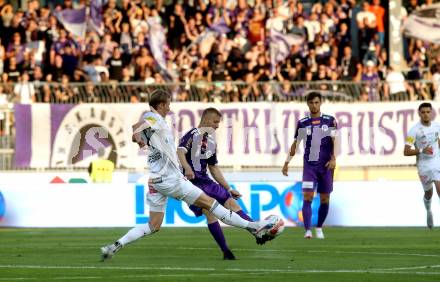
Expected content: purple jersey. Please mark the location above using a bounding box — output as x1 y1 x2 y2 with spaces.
294 114 337 167
178 128 218 180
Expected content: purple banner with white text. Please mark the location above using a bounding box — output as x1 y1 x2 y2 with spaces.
14 102 428 168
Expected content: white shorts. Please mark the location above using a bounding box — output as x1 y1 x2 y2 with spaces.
418 168 440 191
146 176 204 212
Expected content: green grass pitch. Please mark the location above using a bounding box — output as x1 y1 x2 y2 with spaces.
1 227 440 281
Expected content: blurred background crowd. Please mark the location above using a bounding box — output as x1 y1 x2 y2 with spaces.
0 0 439 104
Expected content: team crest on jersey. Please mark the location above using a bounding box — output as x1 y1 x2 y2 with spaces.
205 151 213 158
321 125 329 131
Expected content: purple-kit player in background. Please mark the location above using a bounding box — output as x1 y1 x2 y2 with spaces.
177 108 268 260
282 92 337 239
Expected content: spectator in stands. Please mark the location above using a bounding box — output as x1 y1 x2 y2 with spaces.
368 0 385 47
405 0 420 15
84 81 99 102
100 33 118 65
384 65 411 101
5 56 20 82
356 1 376 28
13 72 34 104
357 18 376 63
363 42 378 66
62 44 78 79
54 74 74 103
107 47 124 81
340 46 360 81
6 32 26 66
83 57 109 83
0 0 437 103
361 60 380 101
51 54 64 82
336 22 350 57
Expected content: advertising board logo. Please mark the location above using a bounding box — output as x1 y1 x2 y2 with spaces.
51 104 131 168
134 182 319 226
280 184 320 226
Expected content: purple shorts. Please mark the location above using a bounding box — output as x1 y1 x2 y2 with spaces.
302 163 334 194
189 178 231 217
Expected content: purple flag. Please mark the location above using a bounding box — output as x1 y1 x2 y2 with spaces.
208 18 230 34
89 0 105 36
195 18 230 44
403 3 440 44
269 29 303 75
147 17 173 79
54 8 87 38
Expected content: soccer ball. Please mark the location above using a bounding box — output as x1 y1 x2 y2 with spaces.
264 215 285 238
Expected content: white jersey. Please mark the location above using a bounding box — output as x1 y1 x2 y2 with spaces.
142 111 181 179
406 121 440 170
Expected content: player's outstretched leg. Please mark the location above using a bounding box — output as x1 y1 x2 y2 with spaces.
100 212 163 261
194 193 277 239
225 198 272 245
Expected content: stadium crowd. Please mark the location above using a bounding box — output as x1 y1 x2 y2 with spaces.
0 0 439 103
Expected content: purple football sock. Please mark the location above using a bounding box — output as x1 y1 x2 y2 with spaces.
302 200 312 230
317 202 329 228
236 210 253 222
208 222 230 253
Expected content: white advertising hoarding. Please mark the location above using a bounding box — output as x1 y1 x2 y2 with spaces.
0 180 434 227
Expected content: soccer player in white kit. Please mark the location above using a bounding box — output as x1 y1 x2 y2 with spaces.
100 90 279 260
404 102 440 229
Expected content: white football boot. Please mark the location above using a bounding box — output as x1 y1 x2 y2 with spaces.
253 216 278 239
315 227 325 239
100 242 122 261
304 229 313 239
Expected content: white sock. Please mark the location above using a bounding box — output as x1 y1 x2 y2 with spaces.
210 200 252 229
424 197 432 212
117 224 153 246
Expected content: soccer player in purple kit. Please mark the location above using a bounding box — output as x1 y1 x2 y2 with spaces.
282 92 337 239
177 107 266 260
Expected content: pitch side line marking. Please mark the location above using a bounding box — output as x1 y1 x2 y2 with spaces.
0 264 440 275
176 246 440 258
307 250 440 258
174 247 440 258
